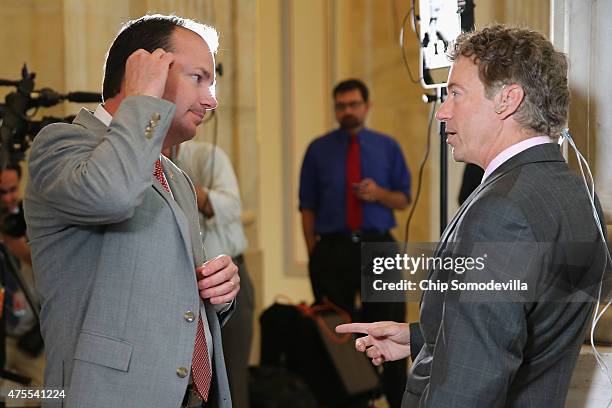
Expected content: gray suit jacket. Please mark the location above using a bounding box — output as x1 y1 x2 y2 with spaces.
24 96 232 407
403 144 608 407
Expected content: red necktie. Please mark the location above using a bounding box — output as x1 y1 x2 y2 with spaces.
154 159 171 193
191 316 212 401
346 134 363 230
153 159 212 401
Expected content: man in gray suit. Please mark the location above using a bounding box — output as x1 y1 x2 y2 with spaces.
24 15 239 408
338 25 608 407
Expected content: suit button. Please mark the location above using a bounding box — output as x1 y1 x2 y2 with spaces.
184 311 195 322
176 366 189 378
152 112 161 122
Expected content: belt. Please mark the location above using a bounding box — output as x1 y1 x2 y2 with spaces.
321 230 391 243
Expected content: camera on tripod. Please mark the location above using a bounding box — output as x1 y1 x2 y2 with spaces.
0 63 101 167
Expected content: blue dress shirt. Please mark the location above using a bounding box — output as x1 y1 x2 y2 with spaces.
299 128 411 234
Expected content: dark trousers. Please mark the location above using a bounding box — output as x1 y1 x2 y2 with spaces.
308 232 407 408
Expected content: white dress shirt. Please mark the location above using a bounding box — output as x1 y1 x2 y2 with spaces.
174 140 248 258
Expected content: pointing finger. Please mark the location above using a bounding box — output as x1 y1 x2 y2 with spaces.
368 324 397 338
335 322 372 335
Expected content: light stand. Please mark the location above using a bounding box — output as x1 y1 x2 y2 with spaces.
422 87 448 235
437 87 448 234
418 0 461 237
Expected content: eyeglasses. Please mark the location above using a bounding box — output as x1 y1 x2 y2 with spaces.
334 101 365 111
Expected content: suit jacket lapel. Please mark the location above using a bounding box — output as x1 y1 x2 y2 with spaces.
150 177 195 266
424 143 566 308
437 166 505 249
161 158 205 267
436 144 565 253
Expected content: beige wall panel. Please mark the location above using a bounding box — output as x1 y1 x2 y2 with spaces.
0 0 66 119
62 0 129 115
31 1 67 107
553 0 612 400
288 0 329 274
475 0 549 33
257 0 313 306
552 0 612 222
504 0 549 33
330 0 353 91
233 0 259 246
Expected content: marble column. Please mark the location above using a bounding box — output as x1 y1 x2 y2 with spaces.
551 0 611 346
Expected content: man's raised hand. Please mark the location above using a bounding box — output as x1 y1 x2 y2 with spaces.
124 48 174 98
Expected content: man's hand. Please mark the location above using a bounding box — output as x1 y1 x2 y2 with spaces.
2 234 32 266
354 178 380 202
336 321 410 366
354 178 409 210
124 48 174 98
195 185 214 218
196 255 240 304
301 209 317 256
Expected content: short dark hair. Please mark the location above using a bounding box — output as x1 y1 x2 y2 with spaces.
1 163 22 179
102 14 218 101
450 25 569 137
333 79 369 103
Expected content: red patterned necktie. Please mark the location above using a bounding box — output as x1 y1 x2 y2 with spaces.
153 159 212 401
191 316 212 401
154 159 171 193
346 134 363 230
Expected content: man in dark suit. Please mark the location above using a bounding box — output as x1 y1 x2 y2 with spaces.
338 25 608 407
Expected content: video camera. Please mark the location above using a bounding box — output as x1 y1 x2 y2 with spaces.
0 64 101 167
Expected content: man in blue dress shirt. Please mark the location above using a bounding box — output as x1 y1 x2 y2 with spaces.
299 79 411 407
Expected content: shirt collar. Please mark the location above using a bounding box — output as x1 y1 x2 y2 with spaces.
337 127 364 140
482 136 552 182
93 104 113 127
